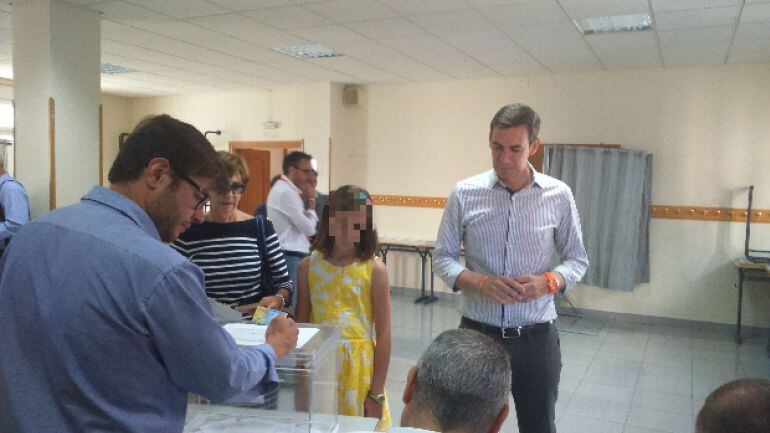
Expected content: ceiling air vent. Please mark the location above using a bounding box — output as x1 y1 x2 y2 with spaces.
573 13 652 35
272 44 344 60
100 63 140 75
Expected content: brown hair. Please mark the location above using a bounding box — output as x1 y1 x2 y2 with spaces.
311 185 378 261
217 151 250 185
489 103 541 143
108 115 227 193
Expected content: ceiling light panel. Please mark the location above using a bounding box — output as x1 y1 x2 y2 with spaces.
272 44 345 60
574 13 653 35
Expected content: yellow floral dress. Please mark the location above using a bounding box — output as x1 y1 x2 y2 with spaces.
308 251 391 431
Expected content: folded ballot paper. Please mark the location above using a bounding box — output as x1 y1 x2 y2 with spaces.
223 323 319 349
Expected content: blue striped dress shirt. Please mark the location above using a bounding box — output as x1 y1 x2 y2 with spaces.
434 169 588 327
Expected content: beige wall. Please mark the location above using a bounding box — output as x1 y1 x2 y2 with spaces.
100 94 132 183
356 63 770 327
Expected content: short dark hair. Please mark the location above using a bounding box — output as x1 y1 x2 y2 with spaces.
217 151 249 185
311 185 378 261
108 115 227 192
412 329 511 433
282 151 312 175
696 378 770 433
489 103 541 143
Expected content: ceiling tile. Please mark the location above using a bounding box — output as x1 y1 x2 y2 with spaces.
439 27 548 75
409 9 491 35
304 0 399 23
206 0 293 11
650 0 740 13
558 0 649 20
506 22 604 72
734 21 770 39
307 56 404 82
654 6 739 30
662 41 729 66
189 14 307 48
466 0 540 6
658 26 734 46
728 36 770 63
291 24 370 44
150 67 277 90
376 0 469 16
741 3 770 23
586 32 662 69
242 6 334 29
479 1 569 28
381 34 497 79
63 0 114 5
122 0 228 19
346 17 428 40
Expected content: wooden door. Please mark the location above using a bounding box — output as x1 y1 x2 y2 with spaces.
234 148 271 214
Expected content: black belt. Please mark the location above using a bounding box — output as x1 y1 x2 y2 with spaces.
283 250 308 258
461 316 554 339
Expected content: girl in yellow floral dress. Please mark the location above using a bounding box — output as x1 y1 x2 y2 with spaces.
296 185 391 431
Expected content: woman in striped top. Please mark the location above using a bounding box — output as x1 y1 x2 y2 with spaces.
173 151 293 313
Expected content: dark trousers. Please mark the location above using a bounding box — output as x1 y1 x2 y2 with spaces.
460 317 562 433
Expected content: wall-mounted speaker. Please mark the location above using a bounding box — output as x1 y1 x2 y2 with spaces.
342 86 359 106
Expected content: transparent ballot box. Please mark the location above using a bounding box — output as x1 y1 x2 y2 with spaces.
185 323 341 433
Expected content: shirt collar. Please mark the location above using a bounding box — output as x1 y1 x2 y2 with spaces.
279 174 301 194
0 172 10 183
81 186 161 241
489 162 544 191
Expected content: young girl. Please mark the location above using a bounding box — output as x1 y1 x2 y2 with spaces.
296 185 391 431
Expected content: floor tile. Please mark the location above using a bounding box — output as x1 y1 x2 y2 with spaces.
557 413 625 433
584 359 641 388
564 395 631 424
631 389 692 416
626 406 694 433
573 381 635 405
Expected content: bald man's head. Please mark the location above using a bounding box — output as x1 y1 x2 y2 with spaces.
696 378 770 433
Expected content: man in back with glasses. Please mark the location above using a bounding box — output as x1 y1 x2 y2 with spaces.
0 115 299 433
266 150 319 307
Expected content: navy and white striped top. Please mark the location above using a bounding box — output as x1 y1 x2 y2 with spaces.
433 169 588 327
172 219 293 306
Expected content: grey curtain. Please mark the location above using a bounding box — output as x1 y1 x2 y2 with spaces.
544 146 652 292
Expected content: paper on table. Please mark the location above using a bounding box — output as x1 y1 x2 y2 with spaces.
224 323 320 349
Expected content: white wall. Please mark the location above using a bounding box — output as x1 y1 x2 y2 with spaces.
356 64 770 327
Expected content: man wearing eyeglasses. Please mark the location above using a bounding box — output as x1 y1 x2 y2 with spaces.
0 115 299 433
266 151 319 307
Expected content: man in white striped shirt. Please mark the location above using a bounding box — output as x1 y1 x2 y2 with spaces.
433 103 588 433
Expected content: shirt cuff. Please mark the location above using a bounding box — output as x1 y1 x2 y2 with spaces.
552 264 577 292
442 262 467 292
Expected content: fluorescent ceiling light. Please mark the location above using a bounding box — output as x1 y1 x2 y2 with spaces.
573 13 652 35
272 44 344 60
101 63 139 75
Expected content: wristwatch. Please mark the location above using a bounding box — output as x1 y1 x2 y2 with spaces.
544 272 559 294
367 392 385 404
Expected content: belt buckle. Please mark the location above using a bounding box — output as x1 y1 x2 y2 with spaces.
501 326 522 339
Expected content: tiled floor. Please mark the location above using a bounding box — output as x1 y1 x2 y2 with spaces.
385 290 770 433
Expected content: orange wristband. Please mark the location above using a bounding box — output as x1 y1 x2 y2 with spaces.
543 272 559 294
476 275 489 294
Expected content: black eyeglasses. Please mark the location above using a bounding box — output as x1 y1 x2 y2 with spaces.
177 173 210 210
229 182 246 194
